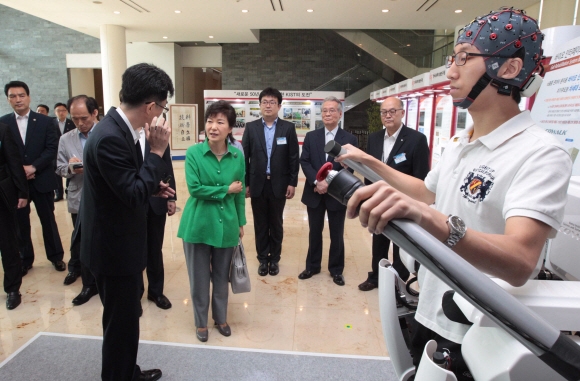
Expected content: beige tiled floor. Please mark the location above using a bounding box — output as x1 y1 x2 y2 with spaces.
0 161 393 362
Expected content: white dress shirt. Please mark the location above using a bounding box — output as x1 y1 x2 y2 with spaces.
324 126 338 160
15 110 30 143
382 124 403 163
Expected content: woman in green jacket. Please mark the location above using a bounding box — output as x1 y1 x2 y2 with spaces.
177 100 246 342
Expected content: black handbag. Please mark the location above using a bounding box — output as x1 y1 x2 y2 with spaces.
230 239 251 294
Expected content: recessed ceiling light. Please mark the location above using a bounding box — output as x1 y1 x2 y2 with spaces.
175 10 181 13
162 36 168 39
394 52 398 55
382 9 389 13
358 43 362 46
407 44 411 46
93 1 102 3
209 36 214 38
113 11 120 14
455 9 462 13
307 9 314 13
242 9 248 13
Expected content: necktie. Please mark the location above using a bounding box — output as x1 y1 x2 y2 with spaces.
135 141 143 168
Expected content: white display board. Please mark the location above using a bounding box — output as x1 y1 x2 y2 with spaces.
204 90 345 139
418 96 433 147
406 98 419 130
530 35 580 174
431 95 454 168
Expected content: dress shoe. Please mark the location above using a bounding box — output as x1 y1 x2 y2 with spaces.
6 292 21 310
21 264 32 276
358 280 377 291
52 260 66 271
258 262 269 276
333 274 345 286
54 196 63 202
138 369 162 381
72 287 98 306
269 262 279 276
196 328 208 342
215 322 231 337
63 271 81 285
298 269 320 280
147 294 172 310
54 191 63 202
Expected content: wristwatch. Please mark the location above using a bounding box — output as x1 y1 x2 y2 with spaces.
445 215 466 248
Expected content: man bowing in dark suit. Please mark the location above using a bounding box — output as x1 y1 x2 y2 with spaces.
0 122 29 309
80 63 175 381
242 87 299 276
299 96 357 286
358 97 430 291
0 81 65 275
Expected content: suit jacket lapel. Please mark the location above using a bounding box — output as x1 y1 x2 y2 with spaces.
372 130 386 160
24 111 38 149
109 108 140 169
317 128 327 164
7 114 24 151
73 131 84 155
257 120 267 154
270 120 285 156
386 125 408 165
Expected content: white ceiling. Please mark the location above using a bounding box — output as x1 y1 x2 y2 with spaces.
0 0 540 44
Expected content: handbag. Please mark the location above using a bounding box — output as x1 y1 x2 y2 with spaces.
230 239 251 294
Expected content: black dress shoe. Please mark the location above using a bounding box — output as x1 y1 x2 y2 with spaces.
63 271 81 285
138 369 162 381
196 328 208 342
52 260 66 271
298 269 320 280
269 262 279 276
147 294 172 310
358 280 377 291
6 292 21 310
258 262 269 276
72 287 98 306
333 274 345 286
215 322 231 337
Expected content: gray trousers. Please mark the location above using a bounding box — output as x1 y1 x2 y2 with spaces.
183 242 234 328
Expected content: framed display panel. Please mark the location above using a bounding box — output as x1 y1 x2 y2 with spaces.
170 104 198 150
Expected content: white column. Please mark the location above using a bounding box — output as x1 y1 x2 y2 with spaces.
100 25 127 110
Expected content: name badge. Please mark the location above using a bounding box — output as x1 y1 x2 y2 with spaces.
394 152 406 164
276 137 287 145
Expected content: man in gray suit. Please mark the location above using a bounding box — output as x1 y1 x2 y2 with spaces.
56 95 98 305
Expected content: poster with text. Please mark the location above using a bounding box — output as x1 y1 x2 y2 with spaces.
170 104 198 150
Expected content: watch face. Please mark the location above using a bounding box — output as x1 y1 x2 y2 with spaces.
450 216 466 233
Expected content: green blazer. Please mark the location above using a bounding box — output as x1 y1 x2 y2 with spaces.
178 140 246 248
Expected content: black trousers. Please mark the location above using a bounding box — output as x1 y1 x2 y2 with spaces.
141 205 166 298
54 173 63 197
68 213 96 287
305 196 346 276
17 185 64 267
0 201 22 293
251 179 286 264
94 271 143 381
367 233 410 284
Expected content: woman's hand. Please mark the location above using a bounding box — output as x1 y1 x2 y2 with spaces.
239 226 244 239
228 180 243 194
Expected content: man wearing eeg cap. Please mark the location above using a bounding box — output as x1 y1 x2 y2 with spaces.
335 7 572 379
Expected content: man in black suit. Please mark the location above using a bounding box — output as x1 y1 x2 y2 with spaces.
299 96 357 286
242 87 299 276
0 81 65 275
358 97 430 291
36 104 49 115
137 129 176 310
53 102 75 202
0 122 28 310
80 63 174 381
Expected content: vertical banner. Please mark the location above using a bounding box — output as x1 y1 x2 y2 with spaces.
530 35 580 175
170 104 198 150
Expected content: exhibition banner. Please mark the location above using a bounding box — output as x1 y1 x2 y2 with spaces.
204 90 345 138
531 35 580 174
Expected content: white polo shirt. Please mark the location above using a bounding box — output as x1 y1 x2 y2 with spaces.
416 110 572 343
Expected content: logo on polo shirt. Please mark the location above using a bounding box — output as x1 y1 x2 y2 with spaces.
460 165 495 203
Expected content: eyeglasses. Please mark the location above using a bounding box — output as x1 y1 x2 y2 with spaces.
445 51 513 68
380 109 403 116
146 101 169 113
260 100 278 106
321 108 339 114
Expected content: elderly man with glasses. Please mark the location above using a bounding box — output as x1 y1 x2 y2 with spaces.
357 96 430 292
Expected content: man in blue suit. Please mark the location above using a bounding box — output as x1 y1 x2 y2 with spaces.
0 81 65 275
299 96 357 286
